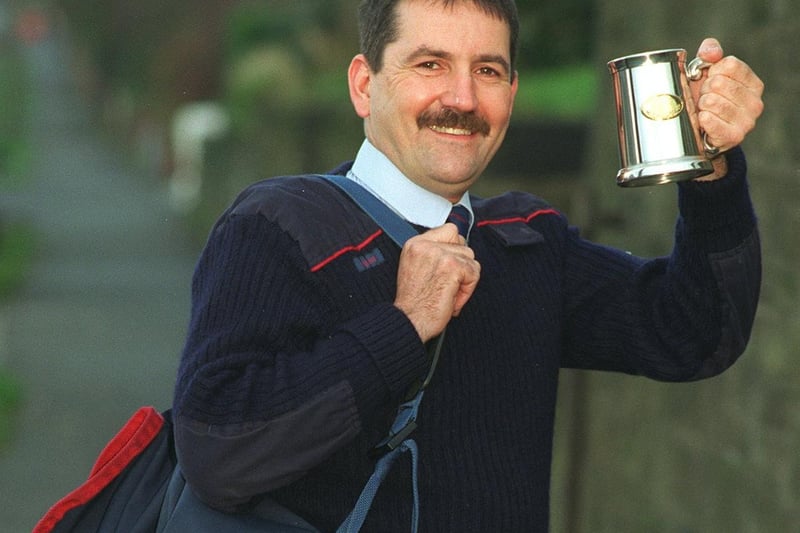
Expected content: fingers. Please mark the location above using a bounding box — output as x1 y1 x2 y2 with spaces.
690 39 765 153
394 224 481 342
698 56 765 151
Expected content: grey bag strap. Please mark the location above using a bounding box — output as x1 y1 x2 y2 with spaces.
318 174 418 247
320 174 451 533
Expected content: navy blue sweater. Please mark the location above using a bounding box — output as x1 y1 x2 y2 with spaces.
173 148 759 532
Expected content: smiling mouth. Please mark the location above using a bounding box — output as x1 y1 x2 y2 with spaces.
429 125 474 136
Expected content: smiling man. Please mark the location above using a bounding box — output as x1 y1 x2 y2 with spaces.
349 0 518 202
172 0 765 531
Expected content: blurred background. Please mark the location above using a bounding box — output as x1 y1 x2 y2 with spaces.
0 0 797 531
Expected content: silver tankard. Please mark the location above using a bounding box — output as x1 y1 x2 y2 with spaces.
608 49 717 187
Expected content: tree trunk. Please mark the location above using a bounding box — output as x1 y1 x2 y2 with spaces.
560 2 800 532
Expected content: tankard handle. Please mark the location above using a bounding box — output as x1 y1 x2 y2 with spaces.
686 57 712 81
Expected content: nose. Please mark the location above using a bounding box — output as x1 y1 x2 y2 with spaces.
440 72 477 111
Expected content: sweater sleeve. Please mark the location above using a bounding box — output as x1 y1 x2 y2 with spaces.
172 212 428 512
562 147 760 380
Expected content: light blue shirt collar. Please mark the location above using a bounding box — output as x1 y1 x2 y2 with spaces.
346 139 473 233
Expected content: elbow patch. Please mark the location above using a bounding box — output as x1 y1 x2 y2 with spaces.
175 381 361 512
694 229 761 379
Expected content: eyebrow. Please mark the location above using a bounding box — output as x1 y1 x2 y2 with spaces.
405 45 511 74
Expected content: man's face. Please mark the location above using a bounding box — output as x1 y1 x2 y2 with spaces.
349 0 518 202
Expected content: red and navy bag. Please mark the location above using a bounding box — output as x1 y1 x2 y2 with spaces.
34 407 175 533
34 407 317 532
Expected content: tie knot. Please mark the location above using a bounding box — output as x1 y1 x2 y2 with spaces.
447 205 471 239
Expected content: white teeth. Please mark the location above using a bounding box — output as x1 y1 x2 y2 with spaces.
430 125 472 136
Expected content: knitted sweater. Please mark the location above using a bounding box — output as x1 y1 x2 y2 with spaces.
173 148 759 532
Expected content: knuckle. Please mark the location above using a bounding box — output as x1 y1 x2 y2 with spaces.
706 74 727 92
697 109 715 128
404 238 433 258
402 237 421 251
698 92 720 111
721 54 740 66
752 98 765 117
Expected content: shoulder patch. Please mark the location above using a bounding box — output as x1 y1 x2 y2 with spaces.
473 191 562 247
228 176 385 270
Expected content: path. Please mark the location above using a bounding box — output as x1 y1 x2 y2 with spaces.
0 21 199 532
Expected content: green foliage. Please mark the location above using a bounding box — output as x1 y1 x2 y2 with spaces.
0 15 32 454
225 2 316 62
0 42 31 186
514 64 598 119
224 45 307 131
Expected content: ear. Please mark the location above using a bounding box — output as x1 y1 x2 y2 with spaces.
348 54 372 119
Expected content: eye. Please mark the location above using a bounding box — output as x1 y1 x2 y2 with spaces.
476 66 501 78
418 61 441 70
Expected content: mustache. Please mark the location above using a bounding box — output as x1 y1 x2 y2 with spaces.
417 108 491 136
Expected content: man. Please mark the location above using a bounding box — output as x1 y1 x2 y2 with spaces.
172 0 764 530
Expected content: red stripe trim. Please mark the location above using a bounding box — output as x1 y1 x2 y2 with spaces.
310 229 385 272
477 208 560 227
33 407 165 533
310 209 556 272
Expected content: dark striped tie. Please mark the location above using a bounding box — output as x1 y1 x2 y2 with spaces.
447 205 471 239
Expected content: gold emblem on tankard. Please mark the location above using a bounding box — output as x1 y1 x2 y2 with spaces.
640 93 684 121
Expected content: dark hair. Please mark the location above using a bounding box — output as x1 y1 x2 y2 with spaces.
358 0 520 75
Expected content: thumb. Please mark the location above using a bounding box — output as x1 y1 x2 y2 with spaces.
696 37 724 64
